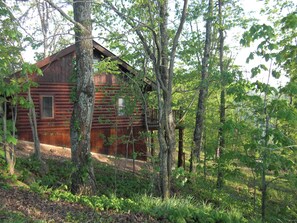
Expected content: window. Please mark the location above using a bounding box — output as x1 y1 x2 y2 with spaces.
93 57 100 74
41 96 54 118
117 98 125 116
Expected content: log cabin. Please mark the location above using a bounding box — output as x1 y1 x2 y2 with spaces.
16 41 185 163
16 41 152 159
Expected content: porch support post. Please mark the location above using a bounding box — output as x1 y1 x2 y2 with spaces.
177 127 184 168
151 130 155 157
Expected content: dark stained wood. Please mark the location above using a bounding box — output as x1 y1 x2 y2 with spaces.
17 81 146 159
177 127 184 168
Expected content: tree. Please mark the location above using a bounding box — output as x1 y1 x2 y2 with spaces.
41 0 97 195
15 0 73 60
97 0 188 199
192 0 214 171
240 2 297 219
216 0 225 188
70 0 96 195
0 0 23 175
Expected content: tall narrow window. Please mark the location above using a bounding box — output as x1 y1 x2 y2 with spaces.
117 98 125 116
93 57 100 74
41 96 54 118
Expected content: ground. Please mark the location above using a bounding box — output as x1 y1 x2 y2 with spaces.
16 140 149 172
0 141 156 223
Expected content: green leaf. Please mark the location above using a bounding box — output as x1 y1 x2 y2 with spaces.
272 70 281 79
7 135 17 145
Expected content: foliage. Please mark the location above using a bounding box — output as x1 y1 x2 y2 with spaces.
2 148 297 222
0 210 36 223
132 195 246 223
1 0 297 222
31 184 247 223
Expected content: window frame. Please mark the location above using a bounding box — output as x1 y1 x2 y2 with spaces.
40 95 54 119
117 98 126 116
93 57 100 74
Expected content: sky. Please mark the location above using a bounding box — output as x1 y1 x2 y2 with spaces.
232 0 289 87
20 0 288 87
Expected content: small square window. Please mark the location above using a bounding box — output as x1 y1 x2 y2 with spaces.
41 96 54 118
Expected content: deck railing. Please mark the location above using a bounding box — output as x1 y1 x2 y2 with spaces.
145 108 183 128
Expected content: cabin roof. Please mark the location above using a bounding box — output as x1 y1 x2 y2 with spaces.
34 40 154 90
36 40 132 73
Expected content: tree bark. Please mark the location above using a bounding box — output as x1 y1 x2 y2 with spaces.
158 0 188 199
192 0 213 172
70 0 96 195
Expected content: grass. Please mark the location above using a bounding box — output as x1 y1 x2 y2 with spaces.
1 149 297 222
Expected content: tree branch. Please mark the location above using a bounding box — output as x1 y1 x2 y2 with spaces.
169 0 188 89
103 0 168 93
44 0 90 34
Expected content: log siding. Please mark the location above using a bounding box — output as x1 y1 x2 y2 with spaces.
16 42 148 159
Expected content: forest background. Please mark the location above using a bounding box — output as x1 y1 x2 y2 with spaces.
1 0 297 222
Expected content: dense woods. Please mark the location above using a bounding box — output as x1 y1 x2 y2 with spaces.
1 0 297 222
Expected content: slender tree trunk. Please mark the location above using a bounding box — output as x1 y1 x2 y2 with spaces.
217 0 225 189
192 0 213 172
261 119 268 222
261 162 267 223
261 61 273 222
157 0 172 199
28 89 41 161
36 0 49 58
203 128 207 179
28 86 49 174
2 100 16 175
261 99 269 223
104 0 188 199
158 0 188 199
70 0 96 195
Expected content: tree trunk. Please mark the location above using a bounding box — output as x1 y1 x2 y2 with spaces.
192 0 213 172
261 164 267 223
217 0 225 189
260 61 273 222
28 92 41 161
261 101 269 223
104 0 188 199
36 0 50 58
27 86 48 174
70 0 96 195
2 100 16 175
157 0 187 199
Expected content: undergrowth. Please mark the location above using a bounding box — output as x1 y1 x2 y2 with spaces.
1 153 296 222
0 210 38 223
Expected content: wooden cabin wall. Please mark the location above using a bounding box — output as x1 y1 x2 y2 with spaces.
17 79 147 160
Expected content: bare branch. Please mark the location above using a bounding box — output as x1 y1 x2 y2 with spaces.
44 0 90 34
169 0 188 83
